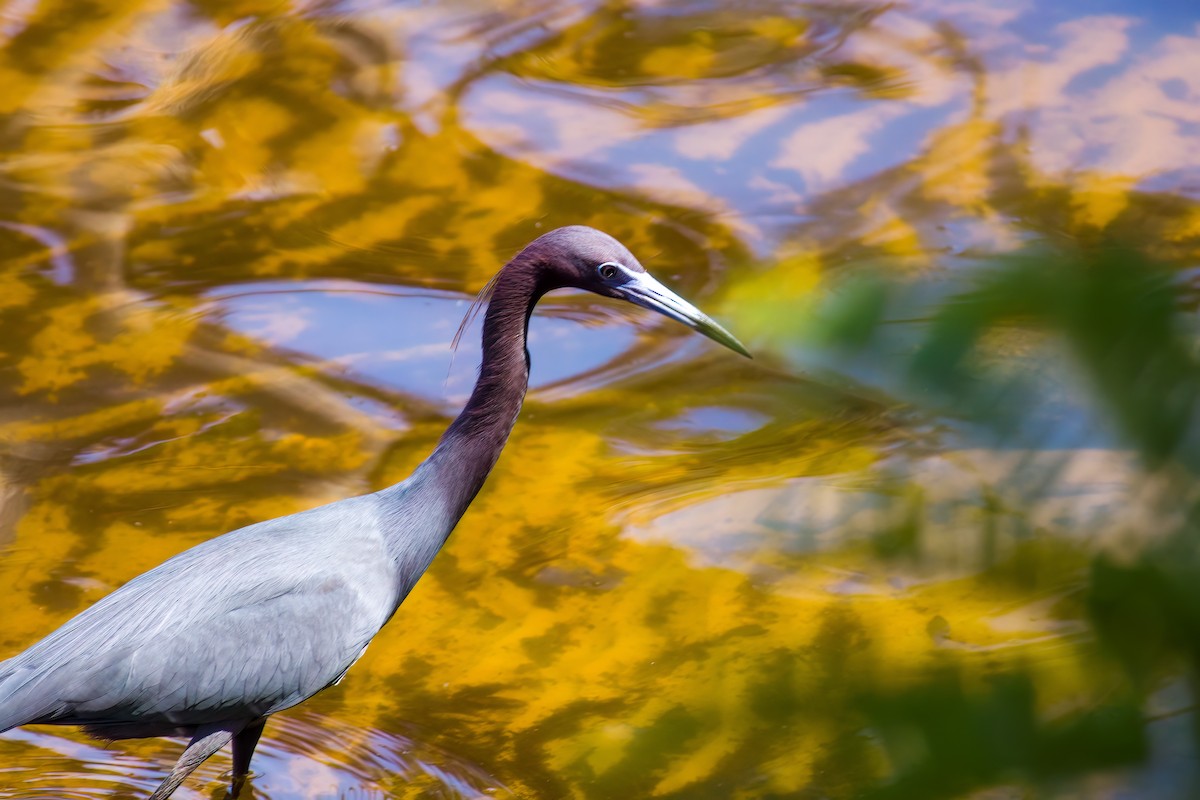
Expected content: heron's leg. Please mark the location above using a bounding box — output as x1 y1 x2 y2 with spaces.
227 717 267 798
148 723 235 800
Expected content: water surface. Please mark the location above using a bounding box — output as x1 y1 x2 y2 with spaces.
1 1 1199 798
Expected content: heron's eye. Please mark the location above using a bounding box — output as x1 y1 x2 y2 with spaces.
598 263 620 280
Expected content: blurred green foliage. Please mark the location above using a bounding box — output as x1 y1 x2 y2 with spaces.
798 243 1200 796
861 666 1146 799
813 247 1199 463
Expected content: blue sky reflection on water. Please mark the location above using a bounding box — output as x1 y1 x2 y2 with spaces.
211 282 638 403
462 1 1200 251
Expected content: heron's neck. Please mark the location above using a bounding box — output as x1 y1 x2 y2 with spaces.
388 262 542 548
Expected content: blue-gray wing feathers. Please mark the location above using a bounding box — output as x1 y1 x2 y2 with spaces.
0 493 403 737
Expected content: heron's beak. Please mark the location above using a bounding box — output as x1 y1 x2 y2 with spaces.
616 272 752 358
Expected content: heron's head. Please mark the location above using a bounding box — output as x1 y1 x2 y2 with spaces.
522 225 751 358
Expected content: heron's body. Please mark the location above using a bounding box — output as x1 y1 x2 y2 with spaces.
1 494 406 738
0 226 747 798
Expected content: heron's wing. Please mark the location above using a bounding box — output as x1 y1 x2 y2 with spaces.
0 497 398 734
82 578 379 727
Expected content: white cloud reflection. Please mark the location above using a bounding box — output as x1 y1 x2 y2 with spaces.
460 1 1200 248
770 107 903 191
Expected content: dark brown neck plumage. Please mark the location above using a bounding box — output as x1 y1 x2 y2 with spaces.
420 256 546 524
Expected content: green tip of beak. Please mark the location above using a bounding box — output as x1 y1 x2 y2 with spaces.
613 270 752 359
696 317 753 359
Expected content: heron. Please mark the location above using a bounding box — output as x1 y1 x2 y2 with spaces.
0 226 750 799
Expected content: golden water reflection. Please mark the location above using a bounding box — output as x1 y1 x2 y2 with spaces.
1 0 1199 798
